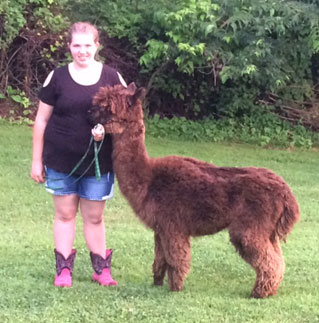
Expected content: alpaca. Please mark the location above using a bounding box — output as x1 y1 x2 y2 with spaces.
89 83 300 298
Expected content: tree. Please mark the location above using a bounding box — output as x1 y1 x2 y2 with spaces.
0 0 70 99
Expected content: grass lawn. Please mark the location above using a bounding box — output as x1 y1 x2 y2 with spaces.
0 120 318 323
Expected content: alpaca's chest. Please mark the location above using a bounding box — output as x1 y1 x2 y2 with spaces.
136 209 156 230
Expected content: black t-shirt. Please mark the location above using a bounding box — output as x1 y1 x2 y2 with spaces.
39 64 123 176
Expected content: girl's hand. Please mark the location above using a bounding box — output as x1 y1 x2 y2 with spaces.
91 123 105 142
31 161 45 183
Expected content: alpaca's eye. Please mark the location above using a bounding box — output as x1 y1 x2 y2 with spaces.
87 106 105 126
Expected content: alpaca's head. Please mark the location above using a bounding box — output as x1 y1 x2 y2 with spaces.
88 82 145 134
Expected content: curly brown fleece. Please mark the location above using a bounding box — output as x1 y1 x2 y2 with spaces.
89 83 300 298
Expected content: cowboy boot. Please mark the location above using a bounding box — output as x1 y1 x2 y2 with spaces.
54 249 76 287
90 249 118 286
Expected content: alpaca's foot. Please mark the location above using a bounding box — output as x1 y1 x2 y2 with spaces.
250 289 267 299
250 284 277 299
167 265 187 292
251 268 282 298
153 278 164 286
153 267 166 286
169 284 183 292
168 274 184 291
250 289 276 299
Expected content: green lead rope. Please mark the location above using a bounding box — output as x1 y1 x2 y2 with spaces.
68 136 94 177
44 135 104 190
94 140 101 181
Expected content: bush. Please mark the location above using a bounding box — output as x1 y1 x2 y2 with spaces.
146 112 317 149
0 0 70 100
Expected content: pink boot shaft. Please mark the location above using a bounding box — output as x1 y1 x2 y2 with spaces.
90 249 118 286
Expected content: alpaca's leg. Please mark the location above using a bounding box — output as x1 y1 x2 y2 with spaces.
153 232 168 286
269 235 285 294
229 229 284 298
161 234 191 291
250 239 285 298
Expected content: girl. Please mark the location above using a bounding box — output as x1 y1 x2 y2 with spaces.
31 22 126 287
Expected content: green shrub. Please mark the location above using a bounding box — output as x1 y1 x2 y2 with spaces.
0 0 70 98
145 112 317 149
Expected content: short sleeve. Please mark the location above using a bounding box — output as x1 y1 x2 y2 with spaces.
38 70 57 106
102 65 127 87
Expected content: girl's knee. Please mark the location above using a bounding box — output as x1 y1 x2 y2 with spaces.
55 210 77 222
82 211 104 225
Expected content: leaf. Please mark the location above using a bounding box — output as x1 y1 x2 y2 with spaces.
11 95 22 103
205 24 215 36
175 56 182 66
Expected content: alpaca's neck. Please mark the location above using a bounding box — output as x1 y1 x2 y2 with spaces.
112 120 151 212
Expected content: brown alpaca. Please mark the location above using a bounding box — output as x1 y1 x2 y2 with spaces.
89 83 300 298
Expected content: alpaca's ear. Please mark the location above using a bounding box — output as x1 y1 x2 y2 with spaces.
126 82 137 95
128 87 146 108
134 87 146 101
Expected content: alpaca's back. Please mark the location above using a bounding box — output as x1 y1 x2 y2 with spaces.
145 156 299 238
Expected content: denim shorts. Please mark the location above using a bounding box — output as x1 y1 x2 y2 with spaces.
45 167 114 201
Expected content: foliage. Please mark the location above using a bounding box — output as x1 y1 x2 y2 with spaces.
4 86 30 109
0 0 72 124
2 0 319 132
68 0 319 125
146 112 318 149
0 0 70 99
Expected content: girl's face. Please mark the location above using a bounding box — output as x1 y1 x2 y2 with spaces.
68 32 99 68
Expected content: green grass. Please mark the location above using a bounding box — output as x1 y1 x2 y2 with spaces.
0 120 318 323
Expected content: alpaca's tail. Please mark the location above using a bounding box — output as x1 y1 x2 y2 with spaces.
275 192 300 242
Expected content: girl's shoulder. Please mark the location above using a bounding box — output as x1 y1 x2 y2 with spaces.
101 64 127 87
53 65 69 78
101 64 118 75
43 65 68 85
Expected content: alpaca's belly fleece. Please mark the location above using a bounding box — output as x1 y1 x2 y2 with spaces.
137 187 233 237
